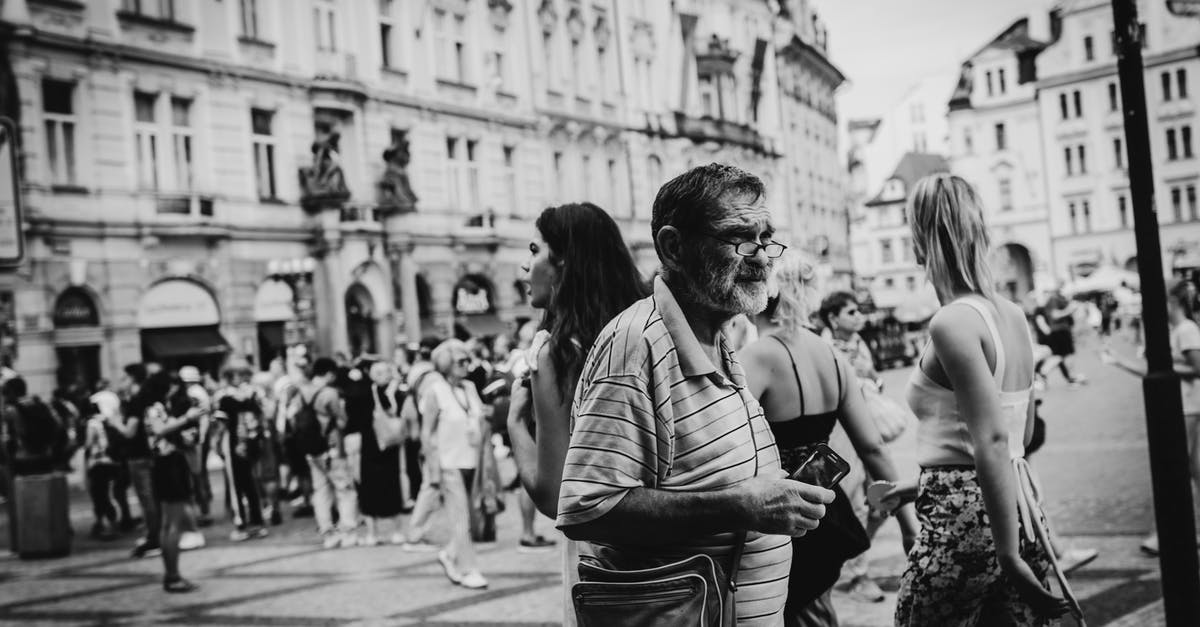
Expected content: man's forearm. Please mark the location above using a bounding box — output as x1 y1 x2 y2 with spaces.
561 486 751 545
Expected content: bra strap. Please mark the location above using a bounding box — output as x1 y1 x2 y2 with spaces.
770 335 806 415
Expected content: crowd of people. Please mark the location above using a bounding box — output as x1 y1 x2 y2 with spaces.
3 163 1096 625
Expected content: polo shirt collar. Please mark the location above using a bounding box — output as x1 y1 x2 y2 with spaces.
654 276 729 379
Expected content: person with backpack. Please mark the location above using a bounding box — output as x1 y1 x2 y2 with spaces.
3 377 68 476
213 361 269 542
296 356 358 549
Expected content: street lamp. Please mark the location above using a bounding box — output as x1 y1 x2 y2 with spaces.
1112 1 1200 624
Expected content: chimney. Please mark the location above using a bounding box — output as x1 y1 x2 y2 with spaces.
1027 8 1051 42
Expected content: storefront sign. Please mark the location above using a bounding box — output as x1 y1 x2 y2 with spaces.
452 275 494 315
53 288 99 327
136 280 221 329
253 279 295 322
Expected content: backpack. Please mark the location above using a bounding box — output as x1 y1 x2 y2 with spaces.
292 388 330 456
15 397 67 460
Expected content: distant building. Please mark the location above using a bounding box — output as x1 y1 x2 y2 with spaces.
852 152 949 309
0 0 850 393
947 16 1054 301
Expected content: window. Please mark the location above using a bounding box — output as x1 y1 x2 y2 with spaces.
1073 90 1083 117
606 158 618 214
1108 82 1119 111
647 154 663 191
1168 128 1179 160
1082 200 1092 232
699 76 718 118
1084 35 1094 61
1064 146 1073 175
240 0 259 38
1179 69 1189 99
465 139 479 210
553 151 564 201
883 277 895 288
1059 93 1069 120
1078 145 1087 174
445 137 478 210
570 40 581 94
489 51 506 89
986 71 993 97
905 276 917 291
379 0 395 68
881 239 894 264
42 79 77 186
1172 186 1183 222
134 92 160 190
1190 185 1198 221
597 45 610 100
1068 201 1078 234
502 145 517 215
453 15 467 83
251 108 276 199
170 97 192 191
1163 71 1172 101
1184 126 1193 159
581 154 591 203
998 68 1007 94
1114 137 1124 169
995 123 1006 151
544 33 558 89
122 0 174 20
999 178 1012 211
1118 193 1129 228
434 10 468 82
314 1 337 52
901 236 913 261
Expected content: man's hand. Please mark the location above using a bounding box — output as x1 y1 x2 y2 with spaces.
739 477 835 537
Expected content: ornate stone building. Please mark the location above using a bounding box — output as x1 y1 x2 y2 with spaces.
1 0 848 393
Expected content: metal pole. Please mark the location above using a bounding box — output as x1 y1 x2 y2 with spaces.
1111 1 1200 624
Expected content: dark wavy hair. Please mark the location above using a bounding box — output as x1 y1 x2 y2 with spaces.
536 203 649 397
818 291 859 330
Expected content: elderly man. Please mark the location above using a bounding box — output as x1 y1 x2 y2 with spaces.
557 163 834 625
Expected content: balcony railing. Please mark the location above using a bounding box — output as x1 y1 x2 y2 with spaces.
340 205 382 224
155 193 214 218
673 112 777 156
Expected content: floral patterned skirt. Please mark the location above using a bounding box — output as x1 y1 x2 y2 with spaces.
895 466 1058 627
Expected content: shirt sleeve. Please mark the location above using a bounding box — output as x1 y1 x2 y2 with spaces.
556 373 670 529
1179 322 1200 353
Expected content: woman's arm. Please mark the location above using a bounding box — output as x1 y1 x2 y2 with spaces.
418 383 441 471
932 308 1068 616
506 345 577 518
835 359 919 542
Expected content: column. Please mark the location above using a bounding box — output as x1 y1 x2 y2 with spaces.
396 244 421 348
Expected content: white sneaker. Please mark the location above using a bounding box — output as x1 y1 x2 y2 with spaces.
437 550 463 584
339 532 359 548
459 570 488 590
178 531 206 551
322 533 342 550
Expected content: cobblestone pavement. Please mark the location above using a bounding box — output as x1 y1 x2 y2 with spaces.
0 329 1179 625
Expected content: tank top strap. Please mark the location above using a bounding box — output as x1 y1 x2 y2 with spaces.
954 296 1006 385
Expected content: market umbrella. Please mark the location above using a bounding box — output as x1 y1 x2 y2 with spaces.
1062 266 1141 297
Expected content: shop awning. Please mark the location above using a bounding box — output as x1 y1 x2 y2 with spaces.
456 313 510 339
141 327 231 359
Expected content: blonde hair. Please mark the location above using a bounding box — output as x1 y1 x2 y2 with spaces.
431 339 469 376
768 250 820 333
907 174 996 300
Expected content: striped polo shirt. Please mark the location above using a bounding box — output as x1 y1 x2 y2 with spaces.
557 276 791 626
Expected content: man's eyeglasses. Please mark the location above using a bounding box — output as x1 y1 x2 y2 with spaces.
689 230 787 259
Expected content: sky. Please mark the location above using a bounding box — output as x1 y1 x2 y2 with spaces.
815 0 1054 122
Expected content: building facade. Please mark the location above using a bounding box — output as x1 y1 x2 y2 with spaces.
947 17 1054 302
1036 0 1200 281
1 0 848 394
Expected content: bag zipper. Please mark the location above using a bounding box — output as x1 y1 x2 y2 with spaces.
575 576 703 606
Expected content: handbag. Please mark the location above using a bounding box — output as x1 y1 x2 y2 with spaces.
572 534 746 627
371 387 405 450
862 383 913 443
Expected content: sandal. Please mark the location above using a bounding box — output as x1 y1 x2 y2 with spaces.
163 578 198 594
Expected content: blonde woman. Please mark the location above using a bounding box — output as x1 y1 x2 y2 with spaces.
890 174 1072 625
403 339 488 590
741 251 917 626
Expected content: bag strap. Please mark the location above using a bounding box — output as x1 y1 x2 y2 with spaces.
770 335 806 414
726 531 748 591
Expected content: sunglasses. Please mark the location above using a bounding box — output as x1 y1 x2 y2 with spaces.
455 357 471 366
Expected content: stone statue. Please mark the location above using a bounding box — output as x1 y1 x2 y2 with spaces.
299 131 350 206
378 134 418 213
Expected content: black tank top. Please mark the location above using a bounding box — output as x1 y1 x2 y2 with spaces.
766 333 844 475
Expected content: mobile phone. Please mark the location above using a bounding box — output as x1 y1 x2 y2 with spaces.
788 443 850 489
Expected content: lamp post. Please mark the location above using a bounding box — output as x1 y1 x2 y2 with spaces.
267 257 318 361
1112 1 1200 624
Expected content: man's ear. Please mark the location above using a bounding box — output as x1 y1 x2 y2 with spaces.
655 225 684 270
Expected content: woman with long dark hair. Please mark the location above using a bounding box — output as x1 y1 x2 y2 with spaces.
505 202 648 625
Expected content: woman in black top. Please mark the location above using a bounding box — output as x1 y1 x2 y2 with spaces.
741 252 917 627
358 361 406 544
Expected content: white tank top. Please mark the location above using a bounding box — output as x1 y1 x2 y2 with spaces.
906 296 1032 467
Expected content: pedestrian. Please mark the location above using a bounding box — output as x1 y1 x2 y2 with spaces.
178 367 214 527
503 202 649 623
817 290 915 605
96 378 136 531
301 357 359 549
889 174 1072 625
276 355 314 519
107 363 163 558
213 361 269 542
556 164 834 625
399 338 441 509
86 381 125 539
1035 290 1086 386
140 371 201 593
251 370 284 526
1102 278 1200 556
741 252 918 626
357 361 406 545
3 377 68 476
403 339 488 590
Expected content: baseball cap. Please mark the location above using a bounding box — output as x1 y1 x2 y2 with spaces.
179 366 201 383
